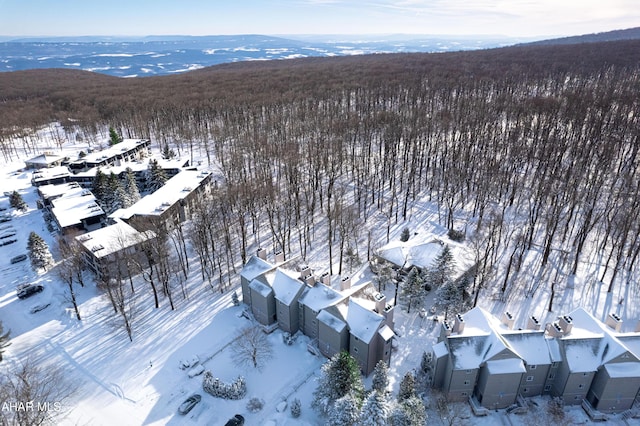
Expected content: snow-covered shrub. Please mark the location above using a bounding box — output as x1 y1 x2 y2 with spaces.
202 371 247 400
290 398 301 418
246 397 265 412
447 228 465 242
231 291 240 306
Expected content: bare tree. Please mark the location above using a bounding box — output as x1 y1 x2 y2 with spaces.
0 359 77 426
231 326 273 370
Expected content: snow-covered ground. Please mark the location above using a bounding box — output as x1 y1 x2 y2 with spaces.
1 128 638 425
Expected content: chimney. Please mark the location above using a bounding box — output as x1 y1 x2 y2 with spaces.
340 276 351 291
453 313 465 334
606 313 623 332
299 265 312 280
547 321 565 338
501 311 515 329
527 315 541 331
374 292 386 314
383 304 395 329
321 272 331 286
440 321 453 340
305 275 316 287
274 250 285 263
256 247 267 261
558 315 573 335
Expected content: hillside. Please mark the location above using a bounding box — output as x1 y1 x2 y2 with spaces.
525 26 640 45
1 39 640 136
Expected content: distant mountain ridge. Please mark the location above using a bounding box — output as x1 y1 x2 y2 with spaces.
523 26 640 46
0 34 531 77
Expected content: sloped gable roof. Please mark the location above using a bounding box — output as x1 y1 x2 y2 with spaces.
346 299 384 344
240 255 275 282
271 269 305 306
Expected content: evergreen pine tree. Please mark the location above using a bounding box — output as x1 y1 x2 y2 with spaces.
426 244 456 289
0 321 11 362
401 267 425 313
121 167 141 208
312 351 364 416
104 172 126 214
389 396 426 426
146 159 168 193
108 126 123 146
371 360 390 393
9 190 27 212
434 277 465 320
290 398 301 418
27 231 54 271
92 168 108 206
398 372 416 402
327 393 360 426
359 390 390 426
231 291 240 306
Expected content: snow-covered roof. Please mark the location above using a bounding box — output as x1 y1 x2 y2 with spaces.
31 166 71 183
486 358 526 374
616 335 640 359
249 278 273 298
562 338 601 372
271 269 305 306
377 239 443 269
502 332 552 366
72 157 187 179
25 152 64 166
299 283 344 312
71 139 149 166
605 362 640 378
317 310 347 333
111 170 211 219
51 192 104 228
38 182 83 201
346 299 384 344
378 324 395 341
240 255 275 282
448 336 489 370
76 219 153 259
432 341 449 358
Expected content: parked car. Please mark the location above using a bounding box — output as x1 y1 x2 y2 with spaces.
17 284 43 299
177 394 201 415
10 254 27 264
225 414 245 426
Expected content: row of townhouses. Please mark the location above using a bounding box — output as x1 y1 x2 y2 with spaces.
31 142 213 282
240 251 395 376
431 306 640 415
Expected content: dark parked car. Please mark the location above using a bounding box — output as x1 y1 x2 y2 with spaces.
225 414 245 426
177 394 201 415
10 254 27 264
17 284 43 299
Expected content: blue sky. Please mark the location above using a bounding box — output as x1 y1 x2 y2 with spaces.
0 0 637 38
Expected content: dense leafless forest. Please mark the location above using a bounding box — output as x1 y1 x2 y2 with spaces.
2 39 640 309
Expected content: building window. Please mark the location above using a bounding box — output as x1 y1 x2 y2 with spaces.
548 373 555 380
461 392 468 397
574 396 580 400
530 365 537 370
466 370 472 374
544 385 551 391
464 380 471 386
523 388 529 393
583 372 589 376
551 362 559 368
526 376 534 382
353 347 358 353
578 384 584 389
